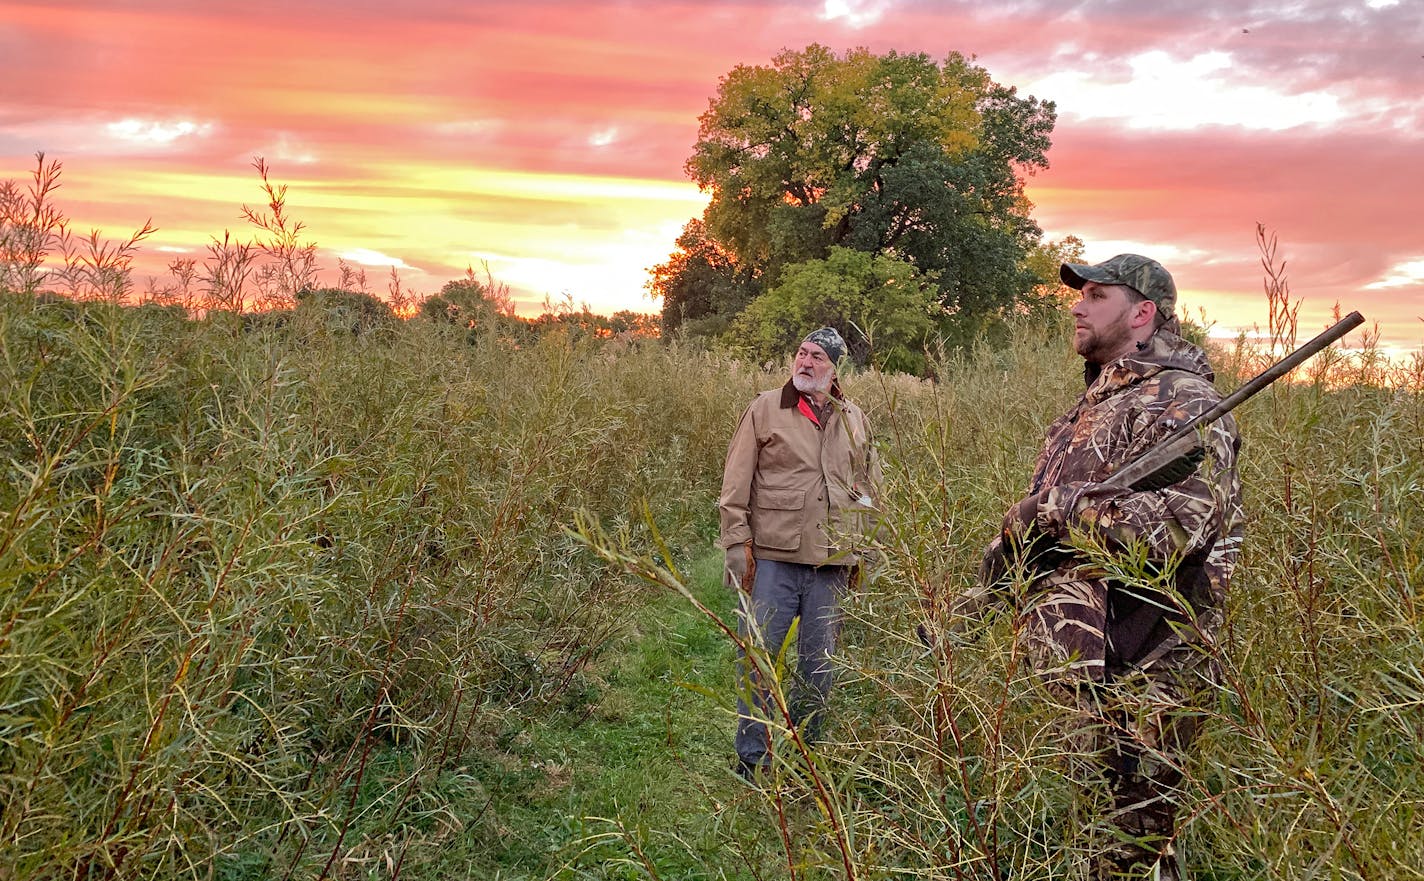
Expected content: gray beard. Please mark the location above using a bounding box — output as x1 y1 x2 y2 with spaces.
792 372 832 396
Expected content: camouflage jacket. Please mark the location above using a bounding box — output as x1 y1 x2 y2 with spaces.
994 330 1245 672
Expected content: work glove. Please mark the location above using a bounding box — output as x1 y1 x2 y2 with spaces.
724 542 755 592
1128 446 1207 492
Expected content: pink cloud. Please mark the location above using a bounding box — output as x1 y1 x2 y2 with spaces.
1 0 1419 343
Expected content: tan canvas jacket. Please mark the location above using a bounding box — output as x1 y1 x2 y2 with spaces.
719 381 880 566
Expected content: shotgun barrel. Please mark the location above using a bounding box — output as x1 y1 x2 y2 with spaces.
1103 311 1365 491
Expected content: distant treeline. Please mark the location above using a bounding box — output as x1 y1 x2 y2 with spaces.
1 153 660 349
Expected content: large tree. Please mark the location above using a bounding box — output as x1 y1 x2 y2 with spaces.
651 45 1059 350
731 247 940 375
648 219 758 337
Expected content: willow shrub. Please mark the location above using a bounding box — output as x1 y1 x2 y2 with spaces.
0 293 759 879
582 322 1424 880
7 287 1422 879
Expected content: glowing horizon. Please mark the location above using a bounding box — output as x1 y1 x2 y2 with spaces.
3 0 1420 347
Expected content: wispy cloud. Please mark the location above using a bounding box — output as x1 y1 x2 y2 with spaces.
257 132 318 165
1071 241 1214 268
588 127 620 148
432 119 504 137
339 248 411 269
819 0 891 28
107 118 214 145
1365 259 1424 291
1029 51 1347 132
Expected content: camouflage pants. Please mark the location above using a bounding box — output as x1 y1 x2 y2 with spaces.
1018 571 1210 878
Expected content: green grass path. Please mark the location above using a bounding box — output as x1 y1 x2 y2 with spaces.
458 549 765 880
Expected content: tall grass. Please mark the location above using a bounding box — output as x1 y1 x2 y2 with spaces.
0 292 760 878
7 290 1421 878
4 153 1421 878
581 315 1424 878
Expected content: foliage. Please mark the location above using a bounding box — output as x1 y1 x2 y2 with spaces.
242 157 319 310
0 291 736 879
649 218 759 337
4 154 1421 880
654 45 1062 355
3 273 1423 878
0 153 66 296
293 286 398 336
730 246 940 374
1021 234 1084 312
0 153 156 305
578 319 1424 880
417 274 509 343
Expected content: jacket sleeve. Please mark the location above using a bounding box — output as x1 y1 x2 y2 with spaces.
1036 392 1239 564
718 401 758 549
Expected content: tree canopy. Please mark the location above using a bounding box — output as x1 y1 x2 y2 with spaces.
651 45 1063 363
732 247 940 375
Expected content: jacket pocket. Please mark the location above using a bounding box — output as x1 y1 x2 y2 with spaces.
752 487 805 552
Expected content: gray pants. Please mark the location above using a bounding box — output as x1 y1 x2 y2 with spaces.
735 559 847 766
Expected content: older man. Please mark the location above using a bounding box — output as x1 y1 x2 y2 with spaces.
983 255 1245 879
719 327 881 779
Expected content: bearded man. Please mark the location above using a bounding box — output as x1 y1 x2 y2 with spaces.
982 254 1245 879
719 327 881 779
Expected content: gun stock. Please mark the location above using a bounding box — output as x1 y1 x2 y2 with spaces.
1103 311 1365 491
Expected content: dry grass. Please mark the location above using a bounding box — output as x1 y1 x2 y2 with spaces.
4 154 1420 880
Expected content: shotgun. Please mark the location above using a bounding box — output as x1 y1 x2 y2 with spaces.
1108 310 1365 492
970 311 1367 599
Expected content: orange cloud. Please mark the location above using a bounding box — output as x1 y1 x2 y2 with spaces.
2 0 1419 347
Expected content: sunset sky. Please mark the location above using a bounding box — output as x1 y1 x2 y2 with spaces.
2 0 1421 350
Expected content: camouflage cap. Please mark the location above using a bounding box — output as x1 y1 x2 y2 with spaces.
1060 254 1177 318
801 326 847 366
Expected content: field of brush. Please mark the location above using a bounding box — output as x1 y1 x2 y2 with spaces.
2 290 1422 880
